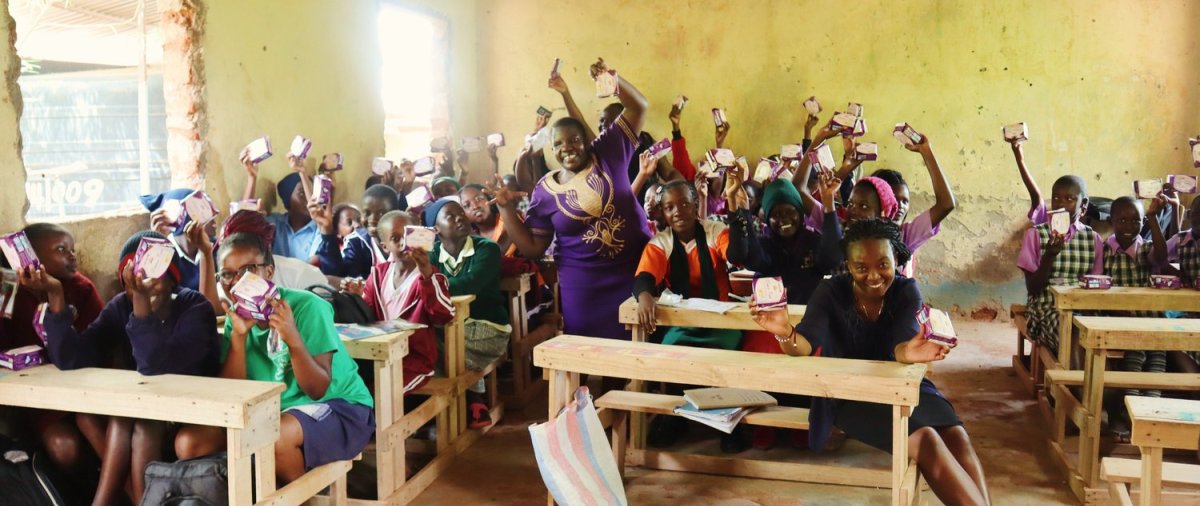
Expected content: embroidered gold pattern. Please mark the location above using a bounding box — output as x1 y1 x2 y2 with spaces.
541 163 626 258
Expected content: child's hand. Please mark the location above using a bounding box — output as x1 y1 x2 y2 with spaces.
904 132 931 154
715 122 731 148
287 154 306 174
307 200 334 235
534 113 549 133
669 99 684 128
408 248 434 278
340 277 365 296
1044 232 1066 257
489 185 528 211
240 148 258 178
150 208 174 237
548 72 569 95
1160 190 1180 213
184 221 213 254
220 301 253 342
18 265 63 296
804 113 820 134
637 151 656 179
267 298 301 347
1008 137 1024 149
1148 193 1168 216
817 171 842 207
724 164 745 198
636 292 657 335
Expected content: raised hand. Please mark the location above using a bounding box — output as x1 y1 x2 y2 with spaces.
534 112 550 133
898 325 949 364
150 208 174 237
489 184 528 211
287 154 306 173
715 122 731 148
266 298 301 347
308 199 334 235
220 300 253 341
588 57 610 79
548 72 568 95
1045 232 1066 258
184 220 213 254
18 265 62 295
240 148 258 178
669 98 685 128
817 171 842 207
905 131 931 154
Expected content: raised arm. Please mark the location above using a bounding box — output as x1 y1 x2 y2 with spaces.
548 72 596 143
791 122 838 212
240 149 258 202
493 185 552 259
1147 194 1169 266
597 59 649 136
631 151 657 198
184 221 222 316
1009 139 1042 216
909 135 956 226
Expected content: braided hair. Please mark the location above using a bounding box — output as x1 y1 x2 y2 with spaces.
840 218 911 267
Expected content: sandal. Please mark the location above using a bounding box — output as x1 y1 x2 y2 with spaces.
469 402 493 429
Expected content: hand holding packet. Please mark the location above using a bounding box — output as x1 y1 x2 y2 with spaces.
403 226 436 252
647 138 672 159
1048 209 1071 235
321 153 343 172
594 70 618 98
289 135 312 160
230 271 279 321
892 123 924 147
803 96 821 116
461 137 484 153
1134 179 1164 199
134 237 175 279
916 305 958 348
313 175 334 206
808 144 836 173
713 148 736 167
413 157 436 176
1003 123 1028 142
245 136 272 164
537 106 552 118
0 231 40 270
180 191 218 232
372 157 394 176
854 142 879 161
830 112 857 133
846 102 864 118
1168 175 1197 194
752 276 787 311
673 95 688 110
486 133 505 148
712 108 727 127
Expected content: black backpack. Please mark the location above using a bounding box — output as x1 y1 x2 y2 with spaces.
140 453 227 506
307 284 373 324
0 436 67 506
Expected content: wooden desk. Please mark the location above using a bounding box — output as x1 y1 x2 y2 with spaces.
535 335 926 506
500 273 543 404
1053 316 1200 504
0 366 283 505
1050 286 1200 369
1127 396 1200 506
617 297 806 342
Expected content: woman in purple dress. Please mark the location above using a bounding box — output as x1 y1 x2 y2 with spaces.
494 58 652 341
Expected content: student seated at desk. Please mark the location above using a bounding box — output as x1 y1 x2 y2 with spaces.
425 198 511 428
5 223 104 487
1165 197 1200 376
39 230 221 505
752 219 989 506
351 210 454 394
176 233 375 484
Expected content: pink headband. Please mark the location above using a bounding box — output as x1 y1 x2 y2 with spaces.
858 176 899 220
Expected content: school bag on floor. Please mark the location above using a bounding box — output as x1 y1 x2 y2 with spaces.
307 284 373 324
528 386 628 506
140 453 227 506
0 436 67 506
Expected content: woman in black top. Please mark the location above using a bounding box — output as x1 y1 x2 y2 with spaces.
752 219 990 506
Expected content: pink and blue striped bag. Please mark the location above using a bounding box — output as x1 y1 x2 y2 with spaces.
529 386 628 505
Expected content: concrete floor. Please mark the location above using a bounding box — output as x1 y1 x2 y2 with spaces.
410 321 1081 505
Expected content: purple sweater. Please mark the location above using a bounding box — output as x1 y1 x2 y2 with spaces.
43 287 220 377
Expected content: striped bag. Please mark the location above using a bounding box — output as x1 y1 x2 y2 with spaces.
528 386 628 506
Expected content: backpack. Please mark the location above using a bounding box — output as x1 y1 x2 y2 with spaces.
140 453 227 506
307 284 373 324
0 436 67 506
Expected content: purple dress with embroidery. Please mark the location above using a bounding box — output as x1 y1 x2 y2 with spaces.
526 117 653 339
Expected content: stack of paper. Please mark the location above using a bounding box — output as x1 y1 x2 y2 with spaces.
671 388 778 433
672 403 752 434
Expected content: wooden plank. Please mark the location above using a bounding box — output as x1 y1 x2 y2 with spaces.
617 296 805 331
1051 286 1200 312
892 405 909 506
627 448 893 488
1140 446 1162 506
594 390 811 430
1101 457 1200 488
535 336 926 406
0 366 283 429
339 329 413 363
256 459 353 506
499 272 532 294
1044 370 1200 390
1074 316 1200 351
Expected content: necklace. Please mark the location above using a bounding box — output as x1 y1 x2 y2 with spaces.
857 298 883 320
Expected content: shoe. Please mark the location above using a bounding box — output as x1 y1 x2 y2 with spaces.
647 416 687 448
468 402 492 429
751 427 776 450
720 430 749 454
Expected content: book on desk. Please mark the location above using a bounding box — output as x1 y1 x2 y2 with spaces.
335 321 425 340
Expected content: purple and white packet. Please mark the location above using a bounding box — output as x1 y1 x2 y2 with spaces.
1080 274 1112 290
647 138 672 159
917 305 958 348
1150 274 1182 290
321 153 344 172
313 175 334 206
371 157 393 176
0 231 40 271
893 123 924 147
134 237 175 280
289 135 312 160
0 345 43 371
1134 179 1164 199
245 136 272 164
230 272 279 321
752 276 787 311
1168 174 1197 194
1003 123 1028 142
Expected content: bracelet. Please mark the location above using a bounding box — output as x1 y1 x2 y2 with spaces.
774 328 797 345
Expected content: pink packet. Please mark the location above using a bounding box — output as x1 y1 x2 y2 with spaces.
230 271 279 321
180 190 218 231
134 237 175 279
846 102 863 118
405 185 434 210
313 175 334 206
673 95 688 111
289 135 312 159
413 157 436 176
848 117 867 138
461 137 484 153
780 144 804 160
32 303 48 346
321 153 344 172
1167 174 1197 194
245 136 272 164
487 133 506 148
712 108 727 127
1049 209 1071 235
753 159 775 182
1190 137 1199 168
229 199 260 214
403 226 436 252
0 345 44 371
647 138 671 159
893 123 924 147
807 144 836 173
854 142 879 161
830 112 857 133
1003 123 1028 142
917 305 958 348
0 231 41 270
1133 179 1164 199
594 70 618 98
803 96 821 116
1080 274 1112 290
752 276 787 311
371 157 393 176
1150 274 1182 290
713 148 736 167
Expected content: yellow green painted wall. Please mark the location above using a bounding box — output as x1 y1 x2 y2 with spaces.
476 0 1200 315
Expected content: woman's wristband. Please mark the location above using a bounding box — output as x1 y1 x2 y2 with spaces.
774 328 797 345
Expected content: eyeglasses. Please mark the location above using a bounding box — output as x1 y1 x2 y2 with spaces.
218 263 269 283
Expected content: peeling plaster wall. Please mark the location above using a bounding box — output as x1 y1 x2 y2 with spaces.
476 0 1200 318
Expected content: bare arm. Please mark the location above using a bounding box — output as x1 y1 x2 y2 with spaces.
548 73 595 143
607 64 650 136
492 186 553 259
239 149 258 201
1010 140 1042 215
1147 195 1169 266
911 137 956 226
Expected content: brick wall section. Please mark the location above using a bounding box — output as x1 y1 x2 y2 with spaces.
160 0 206 191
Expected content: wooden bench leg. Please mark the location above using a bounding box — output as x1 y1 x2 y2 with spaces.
1109 479 1134 506
328 471 348 506
892 405 911 506
610 410 628 480
1140 446 1162 506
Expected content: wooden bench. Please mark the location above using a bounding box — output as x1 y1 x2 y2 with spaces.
535 335 927 506
616 296 805 343
1102 397 1200 506
1042 315 1200 504
500 272 553 406
1009 303 1042 396
0 366 352 505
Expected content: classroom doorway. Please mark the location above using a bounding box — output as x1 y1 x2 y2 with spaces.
377 4 449 162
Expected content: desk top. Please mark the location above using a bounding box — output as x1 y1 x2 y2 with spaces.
337 322 417 362
0 366 284 429
534 335 925 406
1127 396 1200 450
617 297 805 331
1050 286 1200 312
1073 316 1200 351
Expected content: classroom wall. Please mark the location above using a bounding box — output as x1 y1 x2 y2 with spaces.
475 0 1200 317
